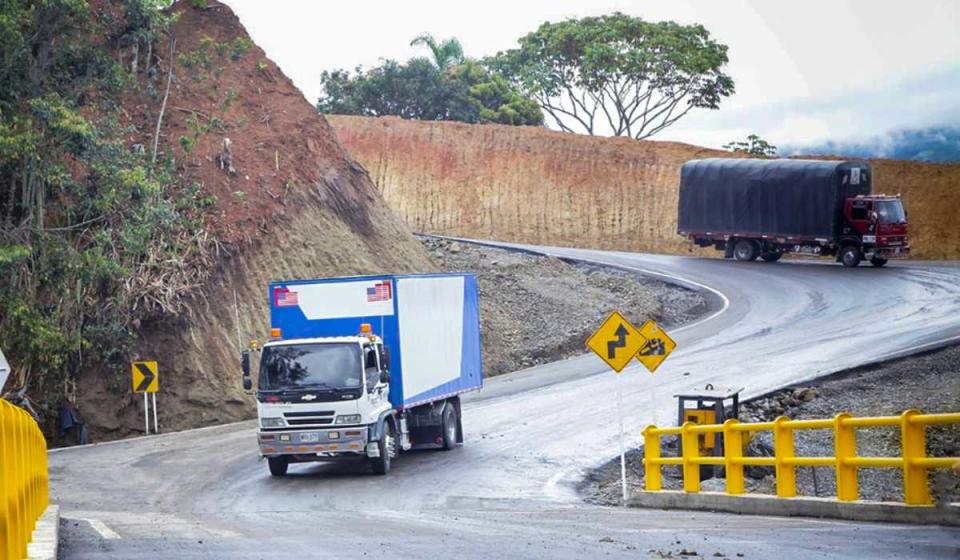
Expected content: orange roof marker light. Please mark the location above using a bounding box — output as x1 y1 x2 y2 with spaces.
359 323 372 334
270 327 281 339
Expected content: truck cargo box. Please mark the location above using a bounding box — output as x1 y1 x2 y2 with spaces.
268 273 482 409
678 159 872 239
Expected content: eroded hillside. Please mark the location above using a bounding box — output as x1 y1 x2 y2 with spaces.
329 116 960 260
70 3 433 440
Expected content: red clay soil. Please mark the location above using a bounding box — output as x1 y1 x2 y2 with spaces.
66 2 432 442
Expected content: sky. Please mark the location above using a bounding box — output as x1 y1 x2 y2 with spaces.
223 0 960 150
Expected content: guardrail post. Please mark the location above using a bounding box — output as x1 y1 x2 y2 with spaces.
1 402 11 560
643 426 662 492
833 412 858 501
901 409 932 505
773 416 796 498
723 419 744 495
681 422 700 493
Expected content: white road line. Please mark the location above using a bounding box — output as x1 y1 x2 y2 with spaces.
64 516 121 540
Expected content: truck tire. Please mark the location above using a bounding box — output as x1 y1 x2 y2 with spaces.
871 257 888 268
761 251 782 263
268 456 289 477
733 240 759 262
441 404 458 451
371 422 395 475
840 245 862 268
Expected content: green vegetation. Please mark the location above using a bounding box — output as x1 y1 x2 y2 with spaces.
316 35 543 126
487 13 735 139
725 134 778 157
0 1 214 417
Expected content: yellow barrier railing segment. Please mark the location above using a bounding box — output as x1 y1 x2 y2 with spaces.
1 399 49 560
642 409 960 506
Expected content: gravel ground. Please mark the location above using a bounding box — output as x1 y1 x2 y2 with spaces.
582 344 960 505
419 237 707 376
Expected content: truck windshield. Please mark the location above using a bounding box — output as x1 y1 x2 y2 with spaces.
875 200 906 223
259 343 361 390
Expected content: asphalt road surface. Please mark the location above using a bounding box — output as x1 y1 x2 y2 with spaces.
50 244 960 559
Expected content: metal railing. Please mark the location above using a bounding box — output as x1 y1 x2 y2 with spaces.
642 409 960 506
1 399 49 560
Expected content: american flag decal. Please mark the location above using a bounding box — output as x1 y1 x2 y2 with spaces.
367 281 392 302
274 287 298 307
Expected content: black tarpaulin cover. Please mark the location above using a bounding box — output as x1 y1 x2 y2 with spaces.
677 159 872 238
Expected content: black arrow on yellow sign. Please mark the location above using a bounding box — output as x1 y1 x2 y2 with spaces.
134 362 156 392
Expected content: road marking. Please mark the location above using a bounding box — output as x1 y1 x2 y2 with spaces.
63 516 121 539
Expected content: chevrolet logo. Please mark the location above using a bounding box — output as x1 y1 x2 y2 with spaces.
301 394 317 401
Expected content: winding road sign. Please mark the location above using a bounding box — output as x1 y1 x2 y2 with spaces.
636 320 676 373
586 311 646 373
131 361 159 393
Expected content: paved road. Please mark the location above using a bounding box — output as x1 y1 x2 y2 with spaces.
50 245 960 559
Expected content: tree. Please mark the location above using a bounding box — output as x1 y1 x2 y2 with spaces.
317 59 543 126
409 34 465 72
487 13 735 139
724 134 777 157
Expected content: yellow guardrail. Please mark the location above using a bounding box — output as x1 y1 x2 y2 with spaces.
643 409 960 506
1 399 49 560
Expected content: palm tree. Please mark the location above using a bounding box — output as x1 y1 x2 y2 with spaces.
410 34 465 72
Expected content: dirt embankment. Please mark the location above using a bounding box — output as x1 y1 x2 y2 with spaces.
328 116 960 260
72 3 433 442
420 238 706 376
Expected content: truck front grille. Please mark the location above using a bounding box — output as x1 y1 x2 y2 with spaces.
286 418 334 426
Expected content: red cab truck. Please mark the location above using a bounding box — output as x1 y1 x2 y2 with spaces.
677 159 909 267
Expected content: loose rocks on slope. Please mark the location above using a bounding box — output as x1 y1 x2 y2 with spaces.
420 237 707 377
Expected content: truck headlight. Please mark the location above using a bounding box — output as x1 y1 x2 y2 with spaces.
862 235 876 244
261 417 286 428
335 414 361 425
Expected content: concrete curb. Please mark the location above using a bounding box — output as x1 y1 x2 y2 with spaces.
27 503 60 560
628 491 960 526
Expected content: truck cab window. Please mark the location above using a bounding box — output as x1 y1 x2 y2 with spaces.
850 206 868 220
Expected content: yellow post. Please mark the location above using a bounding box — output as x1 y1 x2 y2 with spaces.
834 412 858 501
901 409 932 505
13 404 26 559
681 422 700 493
643 426 662 492
723 419 745 495
0 402 11 560
773 416 797 498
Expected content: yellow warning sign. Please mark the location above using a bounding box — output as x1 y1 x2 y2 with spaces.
586 312 646 373
131 361 159 393
636 320 676 373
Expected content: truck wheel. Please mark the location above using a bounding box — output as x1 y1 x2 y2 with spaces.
267 456 289 477
871 257 888 268
371 422 395 475
441 404 458 450
733 240 759 262
761 251 782 263
840 246 862 268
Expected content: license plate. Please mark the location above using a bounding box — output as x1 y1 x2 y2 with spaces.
299 433 319 443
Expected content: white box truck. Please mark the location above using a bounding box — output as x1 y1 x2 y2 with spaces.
242 273 483 476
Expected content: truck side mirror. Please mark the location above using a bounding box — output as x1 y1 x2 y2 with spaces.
869 211 879 223
380 347 390 370
243 377 253 391
241 350 251 376
379 370 391 385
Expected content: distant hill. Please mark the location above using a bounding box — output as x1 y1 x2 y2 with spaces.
784 127 960 163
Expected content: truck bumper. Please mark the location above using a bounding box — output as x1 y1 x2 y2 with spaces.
869 245 910 260
258 427 369 459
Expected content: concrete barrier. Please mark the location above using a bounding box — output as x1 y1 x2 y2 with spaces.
26 504 59 560
628 491 960 526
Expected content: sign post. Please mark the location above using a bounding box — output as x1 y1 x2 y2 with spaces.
132 361 159 434
586 311 645 504
587 314 678 505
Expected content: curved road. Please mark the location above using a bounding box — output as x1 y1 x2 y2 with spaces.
50 245 960 559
